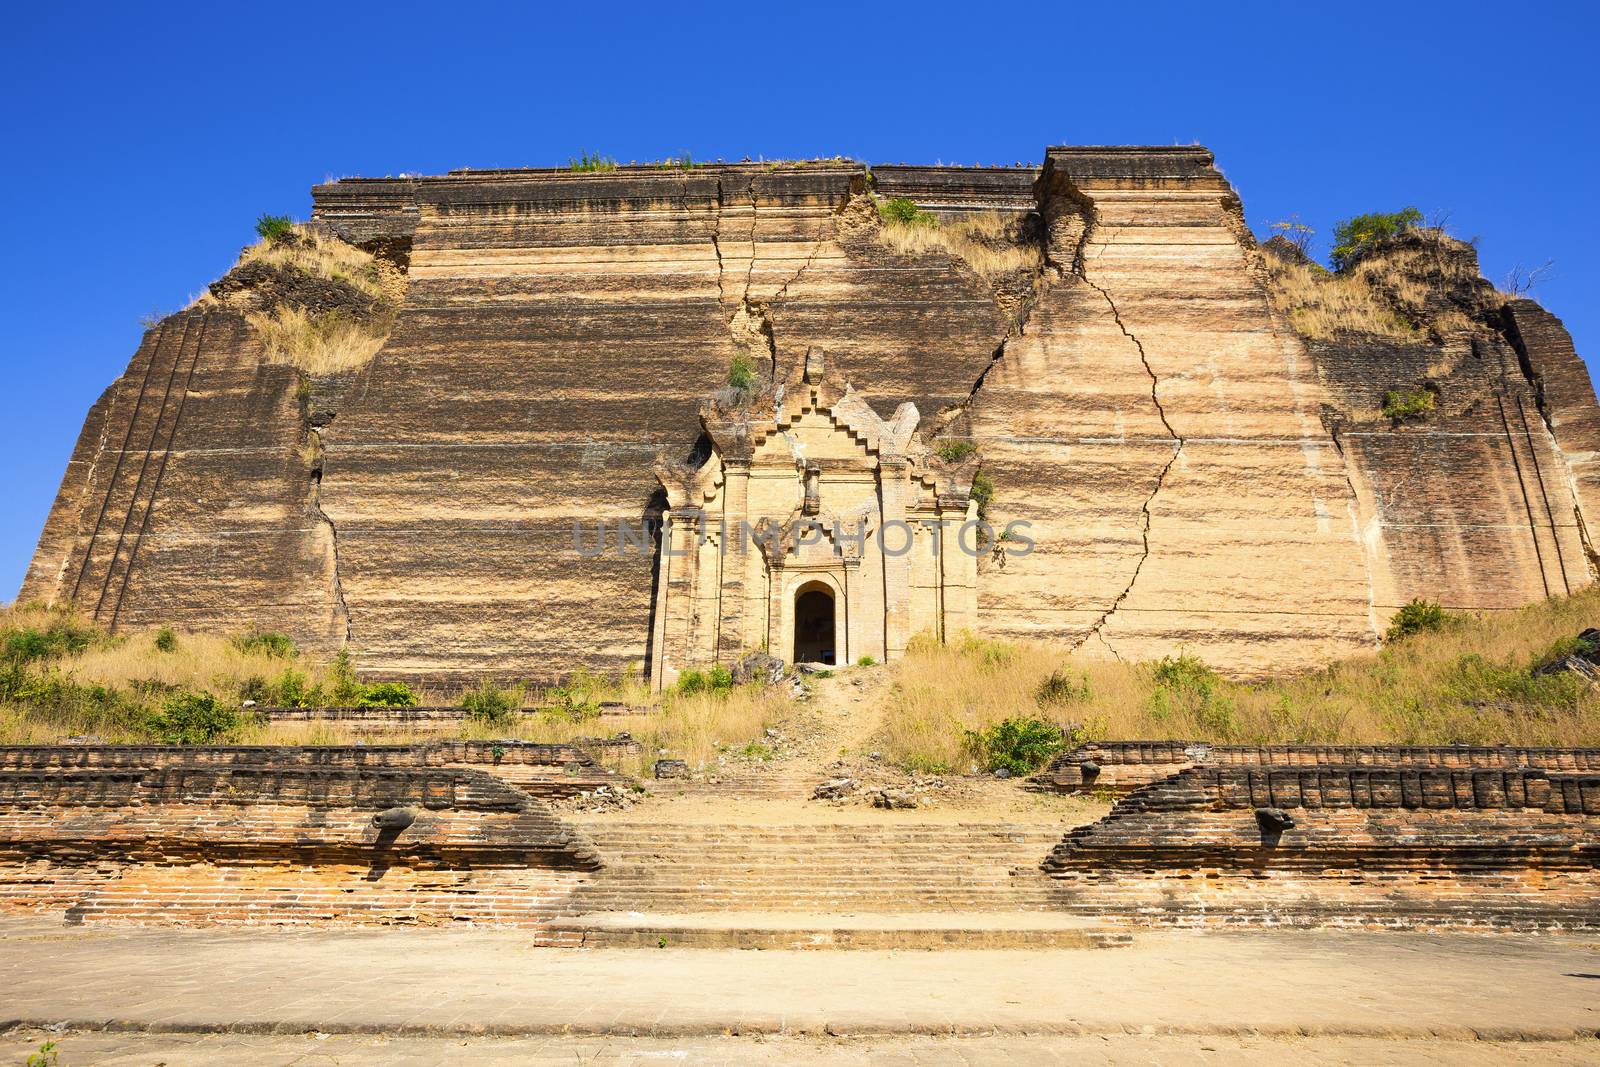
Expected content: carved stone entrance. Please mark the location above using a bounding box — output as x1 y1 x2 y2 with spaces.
648 348 979 690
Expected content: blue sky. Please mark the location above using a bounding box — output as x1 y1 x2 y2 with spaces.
2 1 1596 599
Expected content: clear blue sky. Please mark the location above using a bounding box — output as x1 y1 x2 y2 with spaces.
2 1 1596 599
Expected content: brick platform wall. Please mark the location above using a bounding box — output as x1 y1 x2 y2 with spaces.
1039 765 1600 929
1037 741 1600 795
0 760 603 928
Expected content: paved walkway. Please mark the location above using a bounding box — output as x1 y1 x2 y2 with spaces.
4 1030 1597 1065
0 918 1596 1040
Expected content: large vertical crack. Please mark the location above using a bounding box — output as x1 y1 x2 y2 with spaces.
1070 222 1184 657
304 421 351 644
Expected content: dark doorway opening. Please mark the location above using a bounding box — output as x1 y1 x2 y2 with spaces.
793 586 836 664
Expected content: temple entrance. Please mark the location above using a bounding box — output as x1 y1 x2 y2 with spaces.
793 585 836 665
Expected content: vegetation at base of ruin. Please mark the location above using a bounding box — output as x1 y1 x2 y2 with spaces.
856 656 876 667
1382 386 1436 420
254 213 295 243
676 665 734 696
232 630 297 658
461 680 525 727
146 691 239 745
568 150 618 172
1330 207 1424 271
935 440 976 462
1036 668 1091 707
874 207 1044 282
874 587 1600 770
0 606 440 744
1385 598 1453 642
964 715 1073 774
726 353 757 391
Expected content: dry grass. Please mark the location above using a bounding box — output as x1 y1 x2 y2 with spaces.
876 589 1600 771
877 211 1042 281
1266 231 1477 341
236 226 403 305
1264 257 1418 341
247 304 392 376
197 224 403 375
0 603 786 767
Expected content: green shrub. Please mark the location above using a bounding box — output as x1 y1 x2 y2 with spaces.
1382 387 1435 419
232 630 297 658
878 197 934 226
568 150 617 172
1330 207 1423 270
2 618 98 664
1036 668 1090 707
1385 598 1450 642
323 648 365 705
264 667 322 708
856 655 877 667
146 691 240 745
936 440 977 462
969 469 995 522
677 666 734 696
254 214 295 243
357 681 419 707
1149 653 1238 737
727 353 757 390
152 627 178 653
461 681 522 726
964 716 1068 774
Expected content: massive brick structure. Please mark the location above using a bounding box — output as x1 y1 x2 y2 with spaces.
20 146 1600 680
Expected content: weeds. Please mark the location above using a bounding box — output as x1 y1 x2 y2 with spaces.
461 681 524 728
569 150 618 172
1386 598 1451 641
146 691 240 744
232 630 297 658
255 214 295 243
1382 387 1435 419
936 440 977 462
874 208 1042 281
727 353 757 391
964 716 1070 774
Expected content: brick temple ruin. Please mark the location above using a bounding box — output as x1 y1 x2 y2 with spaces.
19 145 1600 681
5 144 1598 940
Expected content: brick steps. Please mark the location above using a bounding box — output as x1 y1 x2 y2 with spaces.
563 821 1067 917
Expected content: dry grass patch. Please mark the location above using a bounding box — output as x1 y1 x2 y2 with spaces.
877 210 1043 281
1265 256 1418 341
199 224 404 375
248 304 392 376
877 590 1600 771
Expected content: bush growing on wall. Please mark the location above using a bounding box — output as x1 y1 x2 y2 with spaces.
1330 207 1423 270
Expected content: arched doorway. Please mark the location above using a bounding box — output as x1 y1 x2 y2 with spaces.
793 584 836 665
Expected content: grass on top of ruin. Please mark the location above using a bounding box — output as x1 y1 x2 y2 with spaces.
874 204 1043 282
195 220 404 375
874 588 1600 774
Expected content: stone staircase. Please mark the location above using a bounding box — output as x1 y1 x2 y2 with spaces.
542 819 1127 949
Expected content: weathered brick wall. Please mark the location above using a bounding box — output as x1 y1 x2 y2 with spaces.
1040 765 1600 928
1038 741 1600 794
0 760 603 927
0 738 638 797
